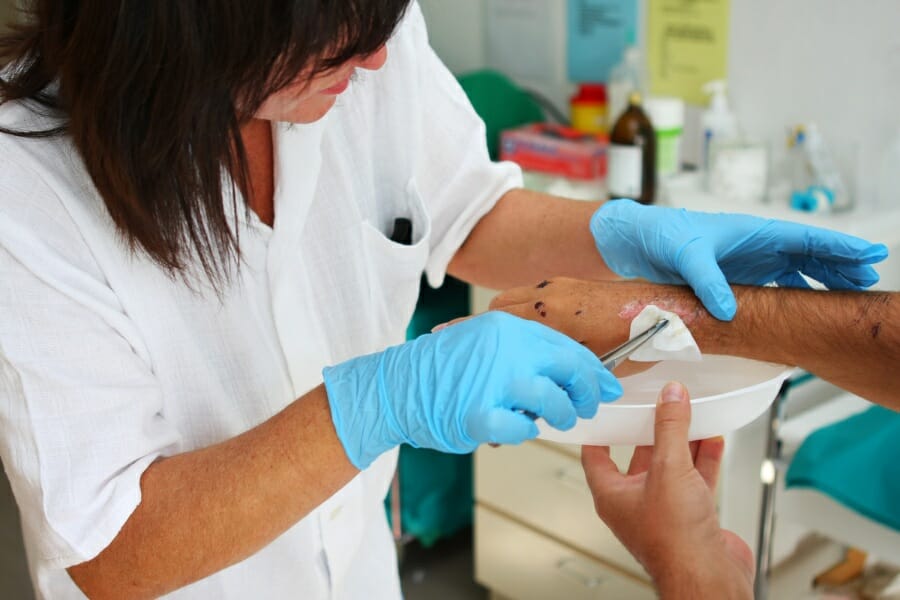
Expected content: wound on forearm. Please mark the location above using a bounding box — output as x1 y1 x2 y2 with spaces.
618 297 706 327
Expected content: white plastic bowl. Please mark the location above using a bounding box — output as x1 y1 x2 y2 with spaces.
538 355 794 446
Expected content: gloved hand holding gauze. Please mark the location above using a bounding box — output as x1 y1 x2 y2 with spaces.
628 305 702 363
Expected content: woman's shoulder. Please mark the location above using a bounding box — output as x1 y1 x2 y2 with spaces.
0 100 76 187
0 100 96 204
0 101 112 262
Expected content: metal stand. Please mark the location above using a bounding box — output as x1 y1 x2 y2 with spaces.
390 464 415 565
754 379 791 600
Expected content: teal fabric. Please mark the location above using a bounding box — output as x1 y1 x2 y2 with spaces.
391 446 474 547
457 70 544 161
786 406 900 532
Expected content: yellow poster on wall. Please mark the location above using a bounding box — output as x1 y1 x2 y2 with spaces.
648 0 730 105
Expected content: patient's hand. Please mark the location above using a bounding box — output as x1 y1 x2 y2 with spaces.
488 278 708 377
583 382 754 599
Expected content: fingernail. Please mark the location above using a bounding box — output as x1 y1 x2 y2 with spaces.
431 323 448 333
660 382 685 404
863 244 889 262
600 377 624 403
857 271 880 286
717 295 737 321
714 304 736 322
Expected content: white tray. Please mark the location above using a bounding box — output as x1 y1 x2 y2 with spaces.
538 355 794 446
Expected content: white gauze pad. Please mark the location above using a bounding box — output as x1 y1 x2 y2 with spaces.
628 305 702 362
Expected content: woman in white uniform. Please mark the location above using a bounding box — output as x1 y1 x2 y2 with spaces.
0 1 886 598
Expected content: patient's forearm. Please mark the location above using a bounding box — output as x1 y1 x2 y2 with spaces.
700 287 899 409
489 279 898 409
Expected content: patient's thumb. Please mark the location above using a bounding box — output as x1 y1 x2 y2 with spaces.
653 382 692 463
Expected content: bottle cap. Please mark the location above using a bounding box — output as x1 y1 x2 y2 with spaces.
644 96 685 130
571 83 607 104
703 80 730 111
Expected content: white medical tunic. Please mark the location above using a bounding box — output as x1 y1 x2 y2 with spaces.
0 3 522 597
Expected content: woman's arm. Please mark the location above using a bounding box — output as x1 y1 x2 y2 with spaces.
489 279 900 410
68 307 619 599
68 386 357 599
447 189 614 289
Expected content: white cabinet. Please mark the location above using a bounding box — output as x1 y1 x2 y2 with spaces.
473 440 655 599
476 441 646 578
475 506 655 600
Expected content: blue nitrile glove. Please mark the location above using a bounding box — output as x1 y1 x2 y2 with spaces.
322 311 622 470
591 200 889 321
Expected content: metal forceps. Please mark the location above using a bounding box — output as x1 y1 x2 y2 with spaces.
600 319 670 371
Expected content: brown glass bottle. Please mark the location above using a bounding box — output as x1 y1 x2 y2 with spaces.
607 92 657 204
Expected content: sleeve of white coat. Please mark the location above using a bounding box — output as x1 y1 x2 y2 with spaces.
0 167 180 568
404 4 524 289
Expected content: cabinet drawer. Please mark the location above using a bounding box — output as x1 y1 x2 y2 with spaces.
475 506 655 600
475 441 646 578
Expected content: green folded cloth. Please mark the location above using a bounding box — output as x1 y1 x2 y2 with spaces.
457 70 544 161
786 405 900 532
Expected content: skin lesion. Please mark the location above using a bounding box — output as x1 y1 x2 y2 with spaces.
852 292 892 332
871 323 882 339
617 296 706 327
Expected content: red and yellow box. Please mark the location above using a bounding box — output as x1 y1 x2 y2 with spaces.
500 123 608 181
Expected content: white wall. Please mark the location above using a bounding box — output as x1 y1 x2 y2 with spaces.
728 0 900 210
418 0 487 74
420 0 900 210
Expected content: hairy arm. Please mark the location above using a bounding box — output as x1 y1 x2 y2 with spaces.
447 189 615 289
67 386 358 599
705 286 898 409
490 279 899 410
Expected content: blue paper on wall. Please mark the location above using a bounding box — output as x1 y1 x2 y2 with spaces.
567 0 638 83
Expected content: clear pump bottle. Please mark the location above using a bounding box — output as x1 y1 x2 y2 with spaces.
701 80 739 171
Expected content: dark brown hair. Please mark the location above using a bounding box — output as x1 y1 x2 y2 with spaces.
0 0 410 285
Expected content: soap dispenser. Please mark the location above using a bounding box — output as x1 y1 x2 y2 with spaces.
701 80 739 170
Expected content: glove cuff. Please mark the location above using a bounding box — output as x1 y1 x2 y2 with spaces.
322 350 404 470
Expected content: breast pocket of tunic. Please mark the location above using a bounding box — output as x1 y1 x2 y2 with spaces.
359 178 432 346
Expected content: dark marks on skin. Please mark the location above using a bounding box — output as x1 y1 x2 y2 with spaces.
534 301 547 318
575 310 584 316
536 280 551 289
855 294 892 333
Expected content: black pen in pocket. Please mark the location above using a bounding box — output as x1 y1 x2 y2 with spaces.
389 217 413 246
